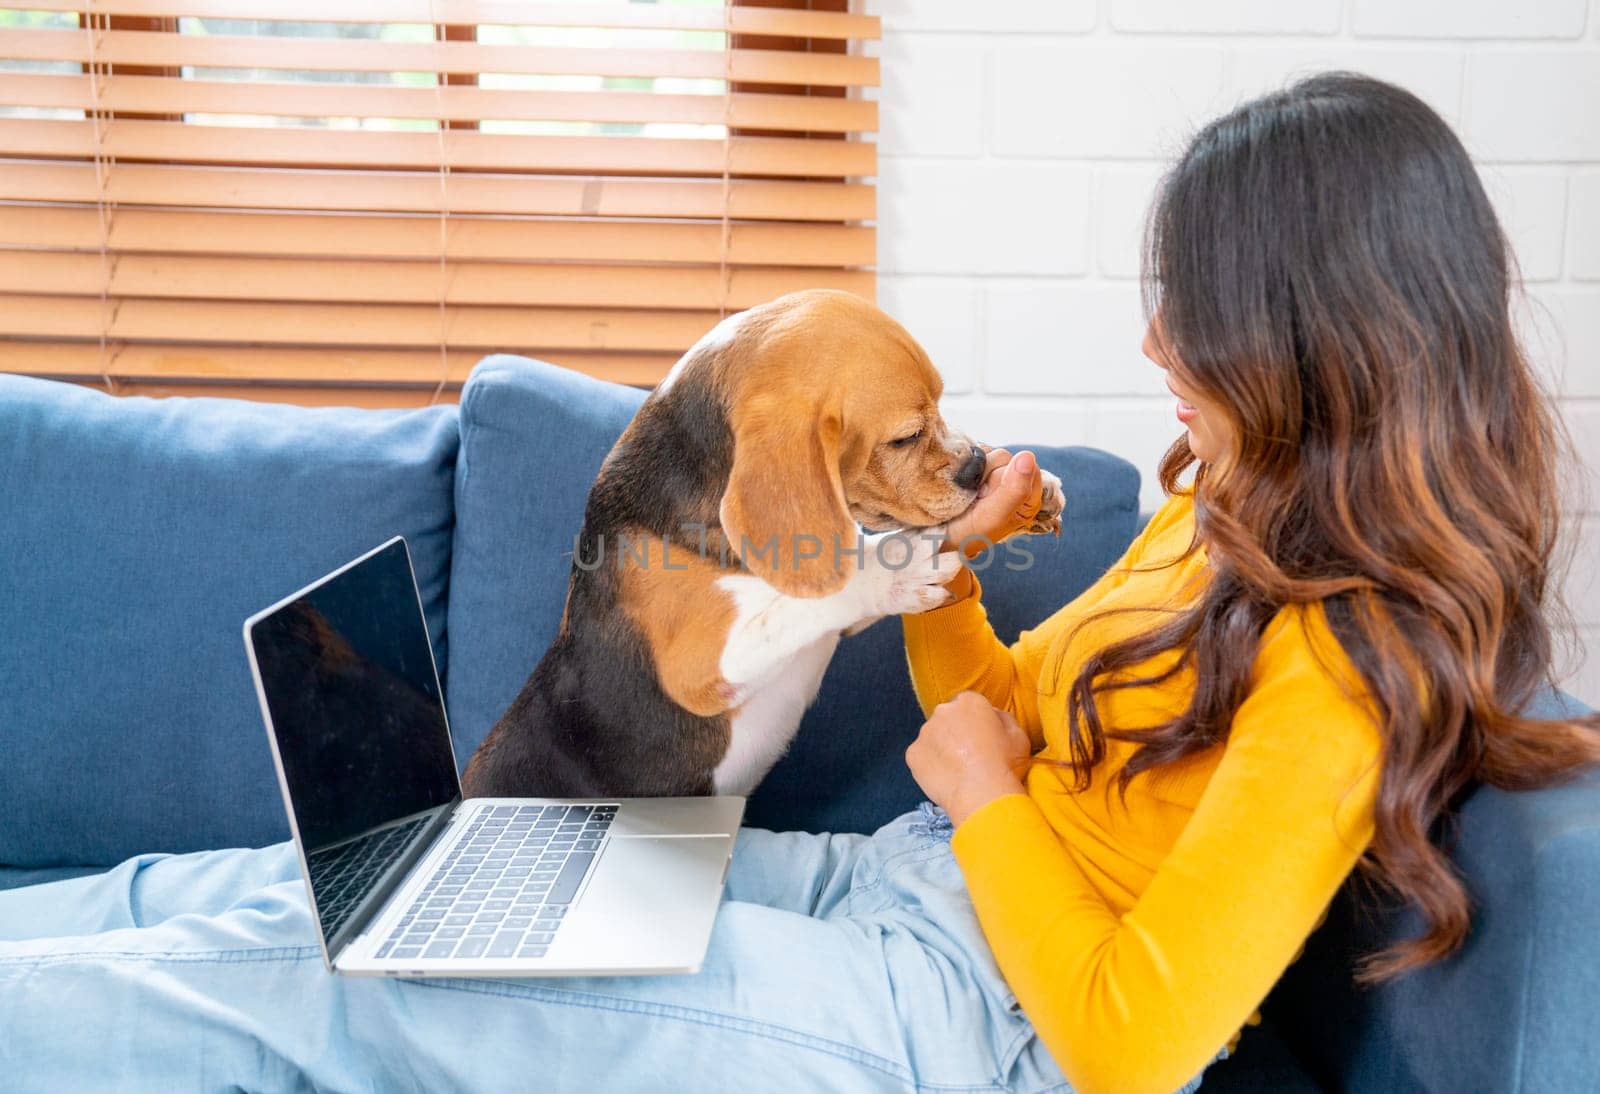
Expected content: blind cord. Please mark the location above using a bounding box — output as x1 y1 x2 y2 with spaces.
84 2 116 395
718 3 733 321
428 4 451 407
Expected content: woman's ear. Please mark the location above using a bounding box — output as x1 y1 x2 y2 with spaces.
719 394 855 598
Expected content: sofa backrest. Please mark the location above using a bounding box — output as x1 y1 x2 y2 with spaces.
0 376 458 867
1266 687 1600 1093
0 356 1143 867
445 355 1142 833
444 354 647 775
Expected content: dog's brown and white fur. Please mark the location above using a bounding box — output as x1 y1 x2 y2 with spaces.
462 291 1062 799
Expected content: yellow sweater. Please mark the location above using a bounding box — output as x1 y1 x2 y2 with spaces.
902 493 1384 1094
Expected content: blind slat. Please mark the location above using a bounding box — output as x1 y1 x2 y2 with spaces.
7 26 879 87
0 72 876 133
0 161 874 221
19 1 878 40
0 205 877 267
0 2 877 400
71 377 467 408
0 117 874 178
0 252 875 310
0 294 725 351
7 341 674 386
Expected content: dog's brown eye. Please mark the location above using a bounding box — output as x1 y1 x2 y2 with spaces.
889 431 921 449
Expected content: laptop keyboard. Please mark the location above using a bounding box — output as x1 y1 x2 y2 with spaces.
377 803 618 962
306 815 430 941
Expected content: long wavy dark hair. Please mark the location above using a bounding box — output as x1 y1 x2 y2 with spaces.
1061 73 1600 980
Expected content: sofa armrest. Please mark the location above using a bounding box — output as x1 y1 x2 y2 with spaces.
1268 690 1600 1093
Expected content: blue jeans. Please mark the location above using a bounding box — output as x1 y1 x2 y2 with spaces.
0 805 1214 1092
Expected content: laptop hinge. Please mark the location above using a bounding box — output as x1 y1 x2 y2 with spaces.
327 797 464 963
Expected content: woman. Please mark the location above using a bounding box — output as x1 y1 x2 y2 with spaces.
2 75 1596 1094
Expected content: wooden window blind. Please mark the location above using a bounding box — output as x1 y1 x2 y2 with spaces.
0 1 879 406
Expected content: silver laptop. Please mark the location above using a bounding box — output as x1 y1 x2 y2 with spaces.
243 536 744 978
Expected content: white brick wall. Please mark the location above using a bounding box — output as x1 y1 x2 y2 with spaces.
868 0 1600 705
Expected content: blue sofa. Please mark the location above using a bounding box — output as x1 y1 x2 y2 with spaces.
2 356 1595 1092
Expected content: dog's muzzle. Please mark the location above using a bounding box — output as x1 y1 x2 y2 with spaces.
953 446 987 491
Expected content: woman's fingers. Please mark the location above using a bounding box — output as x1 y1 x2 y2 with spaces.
945 449 1049 552
1007 451 1045 521
995 708 1032 751
976 449 1013 498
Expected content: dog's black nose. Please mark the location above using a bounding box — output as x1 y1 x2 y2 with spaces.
954 446 986 491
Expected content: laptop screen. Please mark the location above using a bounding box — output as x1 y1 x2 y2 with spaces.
248 539 458 941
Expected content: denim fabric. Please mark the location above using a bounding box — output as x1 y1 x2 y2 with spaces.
0 375 458 867
443 355 1142 835
0 809 1030 1092
0 805 1226 1093
907 800 956 840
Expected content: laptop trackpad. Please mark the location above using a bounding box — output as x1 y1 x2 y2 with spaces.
557 835 733 972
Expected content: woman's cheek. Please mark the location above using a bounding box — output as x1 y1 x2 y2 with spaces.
1187 408 1232 463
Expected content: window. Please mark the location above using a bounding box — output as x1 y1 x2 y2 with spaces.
0 1 879 405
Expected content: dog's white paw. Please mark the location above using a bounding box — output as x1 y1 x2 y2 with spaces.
1022 469 1065 537
858 532 961 616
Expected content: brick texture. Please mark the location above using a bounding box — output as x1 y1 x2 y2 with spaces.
867 0 1600 702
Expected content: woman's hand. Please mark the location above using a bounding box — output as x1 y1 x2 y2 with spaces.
942 449 1047 556
906 691 1032 828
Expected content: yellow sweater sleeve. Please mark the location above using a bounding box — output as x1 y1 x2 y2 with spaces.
901 500 1185 742
950 612 1383 1094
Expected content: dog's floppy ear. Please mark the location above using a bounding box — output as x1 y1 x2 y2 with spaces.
720 393 855 598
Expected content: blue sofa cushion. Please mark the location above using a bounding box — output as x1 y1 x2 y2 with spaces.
0 865 106 891
446 355 1142 834
446 355 648 766
0 376 458 868
1267 688 1598 1093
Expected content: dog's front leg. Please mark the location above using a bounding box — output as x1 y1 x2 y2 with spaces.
636 531 953 793
716 531 959 702
839 525 952 637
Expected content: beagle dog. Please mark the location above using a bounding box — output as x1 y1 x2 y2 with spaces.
461 290 1063 799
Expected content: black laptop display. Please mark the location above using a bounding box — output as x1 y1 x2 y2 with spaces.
247 540 458 941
